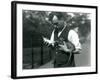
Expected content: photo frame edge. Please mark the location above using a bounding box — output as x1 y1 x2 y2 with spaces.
11 1 98 79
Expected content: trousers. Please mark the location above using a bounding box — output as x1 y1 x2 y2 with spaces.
54 51 75 68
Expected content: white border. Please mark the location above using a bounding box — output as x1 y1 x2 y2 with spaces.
17 3 96 77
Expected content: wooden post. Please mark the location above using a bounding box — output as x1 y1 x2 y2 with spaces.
31 37 34 68
40 44 43 65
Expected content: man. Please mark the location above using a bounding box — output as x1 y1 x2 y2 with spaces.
56 23 82 67
44 15 81 68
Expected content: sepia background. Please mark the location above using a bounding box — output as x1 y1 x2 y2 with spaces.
23 10 91 69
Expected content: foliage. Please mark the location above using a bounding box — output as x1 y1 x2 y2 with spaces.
23 10 91 47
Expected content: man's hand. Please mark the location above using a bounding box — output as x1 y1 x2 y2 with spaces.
43 37 55 47
44 41 53 47
59 41 70 52
73 49 81 54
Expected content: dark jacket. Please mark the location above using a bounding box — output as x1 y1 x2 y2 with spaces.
54 27 75 67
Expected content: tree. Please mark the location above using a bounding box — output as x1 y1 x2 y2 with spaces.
23 10 91 48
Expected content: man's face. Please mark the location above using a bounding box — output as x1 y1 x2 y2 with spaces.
53 23 59 28
54 21 64 31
